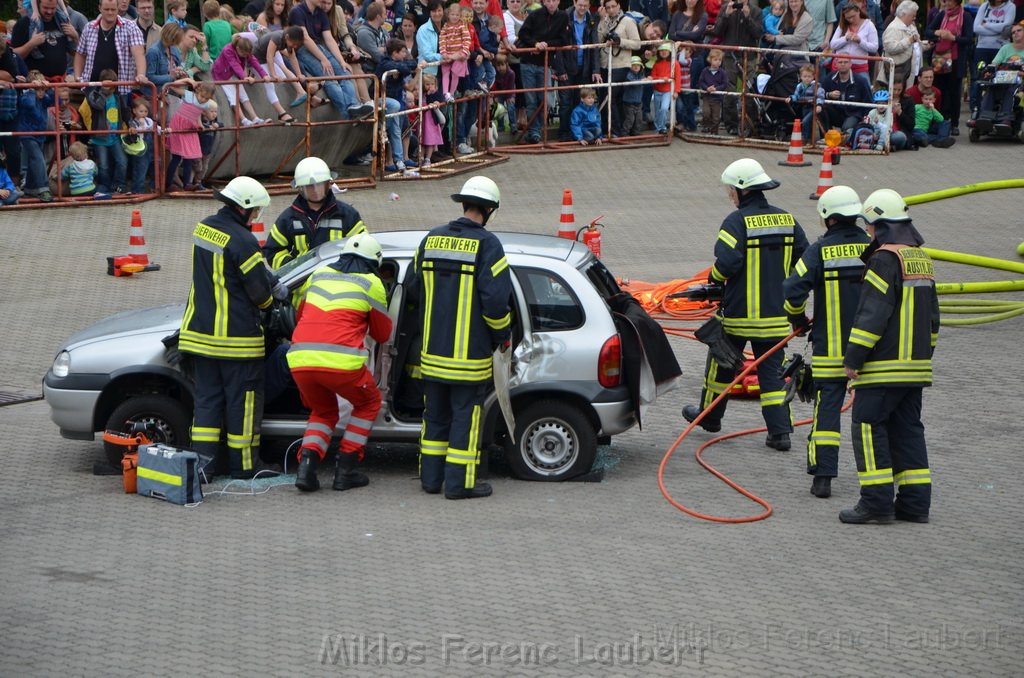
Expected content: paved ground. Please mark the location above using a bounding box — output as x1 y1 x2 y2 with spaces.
1 137 1022 676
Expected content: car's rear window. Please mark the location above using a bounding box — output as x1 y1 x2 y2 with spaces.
582 260 622 300
515 268 584 331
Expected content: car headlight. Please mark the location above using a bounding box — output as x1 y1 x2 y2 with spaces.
52 351 71 378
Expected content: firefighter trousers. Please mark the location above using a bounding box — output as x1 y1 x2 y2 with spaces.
807 379 847 477
419 380 486 494
699 334 792 435
190 357 264 476
851 386 931 516
291 367 381 463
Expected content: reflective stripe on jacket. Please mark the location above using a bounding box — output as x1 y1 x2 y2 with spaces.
263 194 367 269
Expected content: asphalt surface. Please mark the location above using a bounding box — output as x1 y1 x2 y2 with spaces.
1 137 1022 676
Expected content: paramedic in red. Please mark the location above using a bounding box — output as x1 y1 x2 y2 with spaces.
287 234 393 493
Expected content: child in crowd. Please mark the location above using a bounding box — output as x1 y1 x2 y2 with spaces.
438 2 471 101
128 97 154 194
193 101 221 190
166 0 188 28
570 87 604 145
622 56 646 136
262 26 309 106
864 89 891 151
78 71 128 195
24 0 70 59
0 157 23 206
761 0 785 48
913 90 955 148
181 25 213 80
492 53 516 132
698 48 727 135
203 0 234 59
18 70 55 202
165 78 217 191
792 63 825 141
52 85 83 162
212 33 296 126
675 47 695 131
419 72 444 168
61 141 98 196
470 0 500 93
650 43 681 134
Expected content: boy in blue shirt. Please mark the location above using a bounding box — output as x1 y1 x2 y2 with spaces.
570 87 604 145
622 56 646 136
17 70 55 202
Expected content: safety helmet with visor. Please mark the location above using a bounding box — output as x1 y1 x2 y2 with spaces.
342 232 383 268
720 158 780 191
861 188 910 224
817 185 862 222
451 175 500 209
216 176 271 224
292 156 336 203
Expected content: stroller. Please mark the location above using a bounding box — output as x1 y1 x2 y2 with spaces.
747 52 807 141
967 63 1024 143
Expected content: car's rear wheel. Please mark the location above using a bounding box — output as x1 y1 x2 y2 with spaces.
103 395 191 467
503 400 596 481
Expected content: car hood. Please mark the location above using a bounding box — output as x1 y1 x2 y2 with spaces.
61 303 185 350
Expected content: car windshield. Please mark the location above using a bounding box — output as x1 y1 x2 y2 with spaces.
275 247 322 282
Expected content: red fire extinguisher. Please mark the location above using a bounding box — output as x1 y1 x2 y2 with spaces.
577 215 604 258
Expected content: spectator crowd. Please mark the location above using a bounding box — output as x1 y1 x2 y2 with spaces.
1 0 1022 204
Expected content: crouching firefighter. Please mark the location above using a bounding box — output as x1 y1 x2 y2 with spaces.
683 158 809 450
179 177 285 479
840 189 939 525
288 234 394 492
782 186 870 499
415 176 512 500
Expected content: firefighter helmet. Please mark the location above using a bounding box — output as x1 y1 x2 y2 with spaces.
861 188 910 224
292 156 334 187
451 176 500 209
343 233 383 266
817 185 862 221
216 176 271 210
720 158 779 191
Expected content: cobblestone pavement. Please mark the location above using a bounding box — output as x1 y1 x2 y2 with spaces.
0 138 1021 676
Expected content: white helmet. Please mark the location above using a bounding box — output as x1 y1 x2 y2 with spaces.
292 156 334 188
861 188 910 224
217 176 271 210
720 158 779 191
343 233 383 266
451 175 500 209
817 185 862 221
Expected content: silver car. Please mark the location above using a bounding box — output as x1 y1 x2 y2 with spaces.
44 231 680 481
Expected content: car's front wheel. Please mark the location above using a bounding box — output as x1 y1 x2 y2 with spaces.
103 395 191 467
503 399 597 481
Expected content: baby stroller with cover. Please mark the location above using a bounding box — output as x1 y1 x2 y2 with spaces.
967 62 1024 143
747 52 807 140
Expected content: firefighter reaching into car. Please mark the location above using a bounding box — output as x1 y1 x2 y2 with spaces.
179 176 285 479
783 186 870 499
682 158 809 451
839 189 939 525
262 156 368 270
287 233 393 493
415 176 512 500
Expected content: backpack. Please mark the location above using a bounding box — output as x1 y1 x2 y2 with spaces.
849 124 877 150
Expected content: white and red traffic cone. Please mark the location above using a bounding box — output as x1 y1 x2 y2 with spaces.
779 119 811 167
809 148 834 200
558 189 576 240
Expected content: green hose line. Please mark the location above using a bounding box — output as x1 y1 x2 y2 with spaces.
904 179 1024 206
939 306 1024 325
939 303 1024 313
936 280 1024 295
924 248 1024 276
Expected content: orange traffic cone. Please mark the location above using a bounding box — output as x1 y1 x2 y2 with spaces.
779 119 811 167
558 189 576 240
809 148 834 200
251 221 268 248
128 210 150 264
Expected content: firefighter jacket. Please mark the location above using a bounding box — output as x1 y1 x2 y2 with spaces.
180 206 274 360
287 255 393 374
415 217 512 383
710 191 809 340
844 233 940 389
263 192 367 270
782 220 870 380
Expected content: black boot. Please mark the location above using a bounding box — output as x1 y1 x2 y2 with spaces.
810 476 832 498
445 481 493 500
765 432 791 451
295 451 320 492
333 453 369 491
839 503 894 524
682 404 721 432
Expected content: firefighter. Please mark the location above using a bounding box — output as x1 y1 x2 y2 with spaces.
415 176 512 500
782 186 871 499
179 176 284 479
288 233 393 492
840 189 939 524
263 156 367 270
682 158 809 450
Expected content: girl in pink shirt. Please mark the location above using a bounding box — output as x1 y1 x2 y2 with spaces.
211 33 296 125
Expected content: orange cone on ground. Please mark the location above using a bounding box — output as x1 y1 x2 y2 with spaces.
809 148 834 200
779 119 811 167
128 210 151 264
558 189 576 240
251 221 268 248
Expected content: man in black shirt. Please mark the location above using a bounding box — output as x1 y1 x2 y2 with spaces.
10 0 79 79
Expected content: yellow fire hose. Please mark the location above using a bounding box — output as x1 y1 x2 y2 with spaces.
904 179 1024 206
915 246 1024 326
